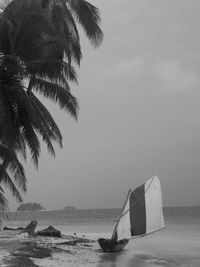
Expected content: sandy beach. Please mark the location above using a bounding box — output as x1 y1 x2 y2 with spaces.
1 220 200 267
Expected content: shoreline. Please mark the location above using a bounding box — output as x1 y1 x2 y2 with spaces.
1 222 200 267
1 206 200 267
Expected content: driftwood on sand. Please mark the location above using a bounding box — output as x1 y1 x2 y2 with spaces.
20 220 38 236
36 225 62 238
17 221 62 237
3 221 37 235
3 226 24 231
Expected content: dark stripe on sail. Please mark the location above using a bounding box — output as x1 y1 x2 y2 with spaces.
129 184 146 236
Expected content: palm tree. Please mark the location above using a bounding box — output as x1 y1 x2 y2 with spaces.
0 10 72 209
0 0 103 210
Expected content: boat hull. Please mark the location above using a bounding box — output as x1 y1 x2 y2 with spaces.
98 238 129 252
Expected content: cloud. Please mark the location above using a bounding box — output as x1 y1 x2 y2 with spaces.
153 58 199 92
94 58 199 93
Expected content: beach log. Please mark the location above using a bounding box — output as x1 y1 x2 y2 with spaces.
36 225 62 238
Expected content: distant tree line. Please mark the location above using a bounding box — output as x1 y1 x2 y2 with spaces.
17 202 44 211
64 206 77 211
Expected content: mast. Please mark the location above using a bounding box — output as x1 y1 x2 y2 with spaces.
111 189 132 240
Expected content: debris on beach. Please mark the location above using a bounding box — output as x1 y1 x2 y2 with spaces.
36 225 62 238
20 220 38 236
3 226 24 231
2 220 95 256
55 236 94 246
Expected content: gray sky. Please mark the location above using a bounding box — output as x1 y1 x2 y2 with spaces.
8 0 200 210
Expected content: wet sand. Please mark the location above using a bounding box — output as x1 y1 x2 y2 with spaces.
0 223 200 267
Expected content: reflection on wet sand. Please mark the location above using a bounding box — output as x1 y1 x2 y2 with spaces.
2 240 51 267
97 249 128 267
127 254 179 267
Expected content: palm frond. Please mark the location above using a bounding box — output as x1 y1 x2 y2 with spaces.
0 0 12 12
0 188 8 214
16 19 55 60
0 16 15 55
34 123 55 156
20 119 40 167
0 144 27 192
0 144 6 159
29 94 57 156
26 59 78 83
67 0 103 47
0 90 19 148
69 35 82 66
7 155 27 192
43 0 82 65
0 165 23 202
30 94 62 154
61 61 78 83
31 77 79 119
14 83 34 118
3 80 40 166
1 0 56 57
15 132 27 160
61 5 82 65
0 185 4 192
30 92 62 146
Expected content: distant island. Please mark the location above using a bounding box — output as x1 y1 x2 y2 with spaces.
17 202 45 211
64 206 77 211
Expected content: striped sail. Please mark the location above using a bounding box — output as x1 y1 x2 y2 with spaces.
114 176 165 240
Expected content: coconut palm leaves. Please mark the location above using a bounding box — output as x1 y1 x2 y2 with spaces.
0 0 103 210
0 0 80 117
41 0 103 64
0 145 27 214
0 54 64 165
0 187 8 214
0 3 69 163
66 0 103 47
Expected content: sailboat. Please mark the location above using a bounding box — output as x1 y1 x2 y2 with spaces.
98 175 165 252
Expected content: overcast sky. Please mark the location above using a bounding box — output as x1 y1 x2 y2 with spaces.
7 0 200 210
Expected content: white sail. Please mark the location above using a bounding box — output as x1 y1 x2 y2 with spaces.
145 176 165 234
113 176 165 240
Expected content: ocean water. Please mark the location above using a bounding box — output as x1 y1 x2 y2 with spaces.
164 206 200 224
1 208 120 236
1 206 200 235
